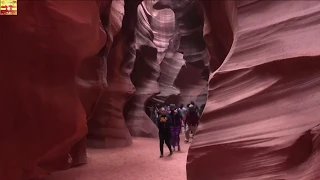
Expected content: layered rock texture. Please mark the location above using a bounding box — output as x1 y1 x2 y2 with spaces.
0 0 207 179
1 0 320 180
187 1 320 180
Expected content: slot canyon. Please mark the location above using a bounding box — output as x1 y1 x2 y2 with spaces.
1 0 320 180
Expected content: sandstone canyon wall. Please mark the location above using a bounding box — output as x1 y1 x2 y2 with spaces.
0 1 106 179
150 0 210 106
125 0 209 138
187 1 320 180
84 0 138 149
2 0 320 180
0 0 208 179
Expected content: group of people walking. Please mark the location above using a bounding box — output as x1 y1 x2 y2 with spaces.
155 101 204 158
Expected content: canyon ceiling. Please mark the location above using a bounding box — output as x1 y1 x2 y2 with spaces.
1 0 320 180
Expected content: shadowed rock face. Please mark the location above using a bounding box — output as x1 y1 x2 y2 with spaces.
2 0 320 179
187 1 320 180
0 1 106 179
85 0 137 149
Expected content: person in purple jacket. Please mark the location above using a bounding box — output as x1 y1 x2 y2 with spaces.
169 104 182 151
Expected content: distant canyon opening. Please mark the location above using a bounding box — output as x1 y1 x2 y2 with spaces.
79 0 234 149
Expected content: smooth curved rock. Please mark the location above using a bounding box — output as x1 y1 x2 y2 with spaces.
0 0 209 179
165 63 208 106
124 0 209 136
187 1 320 180
87 0 140 148
0 1 106 179
123 2 161 138
6 1 320 180
151 0 209 105
74 1 112 164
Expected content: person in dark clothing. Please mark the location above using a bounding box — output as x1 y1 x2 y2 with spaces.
190 101 200 115
157 107 173 157
169 104 182 151
184 104 200 142
187 101 199 135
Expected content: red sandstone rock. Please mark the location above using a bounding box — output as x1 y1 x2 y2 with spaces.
85 0 136 149
187 1 320 179
138 1 210 107
166 64 208 106
123 2 162 138
5 1 319 180
0 1 105 179
0 0 207 179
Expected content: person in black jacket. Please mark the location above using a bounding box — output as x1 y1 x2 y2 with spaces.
157 107 173 158
190 101 200 115
184 105 200 142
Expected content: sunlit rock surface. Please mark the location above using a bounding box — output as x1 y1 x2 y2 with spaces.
187 1 320 180
151 0 209 105
124 0 209 137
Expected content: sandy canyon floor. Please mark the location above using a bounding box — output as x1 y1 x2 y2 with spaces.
47 136 190 180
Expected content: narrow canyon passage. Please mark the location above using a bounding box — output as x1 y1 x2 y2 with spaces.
47 137 190 180
2 1 320 180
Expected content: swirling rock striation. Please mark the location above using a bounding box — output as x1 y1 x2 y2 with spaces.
187 1 320 180
123 2 163 138
0 0 210 179
123 0 210 137
6 1 318 179
150 0 210 106
87 0 140 148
